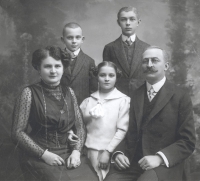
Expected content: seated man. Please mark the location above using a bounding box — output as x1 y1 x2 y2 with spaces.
105 46 196 181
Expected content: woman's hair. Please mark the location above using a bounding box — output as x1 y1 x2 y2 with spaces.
32 45 70 70
92 61 122 78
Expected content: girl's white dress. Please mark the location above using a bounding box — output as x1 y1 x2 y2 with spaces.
80 88 130 181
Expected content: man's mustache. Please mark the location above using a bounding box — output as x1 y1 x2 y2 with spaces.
143 67 158 73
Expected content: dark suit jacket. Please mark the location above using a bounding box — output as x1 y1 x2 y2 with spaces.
61 50 97 105
103 36 149 95
125 80 196 180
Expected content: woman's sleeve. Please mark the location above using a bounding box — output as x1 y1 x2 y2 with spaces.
11 87 45 158
106 97 130 153
68 88 86 152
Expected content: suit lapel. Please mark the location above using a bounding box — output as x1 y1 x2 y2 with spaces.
113 36 130 77
133 84 145 134
63 66 71 82
70 50 85 82
145 81 175 125
129 37 143 78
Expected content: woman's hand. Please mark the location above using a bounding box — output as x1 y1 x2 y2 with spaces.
41 150 65 166
68 132 79 146
67 150 81 169
98 150 111 170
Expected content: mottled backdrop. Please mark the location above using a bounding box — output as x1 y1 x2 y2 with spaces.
0 0 200 180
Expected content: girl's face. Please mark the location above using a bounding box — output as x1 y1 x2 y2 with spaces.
39 56 64 86
98 66 117 93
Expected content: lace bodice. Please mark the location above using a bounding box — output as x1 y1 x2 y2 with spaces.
12 81 86 158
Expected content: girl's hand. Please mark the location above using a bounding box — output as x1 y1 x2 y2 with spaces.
68 132 79 146
98 150 111 170
67 150 81 169
41 150 65 166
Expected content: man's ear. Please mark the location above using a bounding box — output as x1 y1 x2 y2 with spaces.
82 36 85 42
137 19 141 26
165 62 169 71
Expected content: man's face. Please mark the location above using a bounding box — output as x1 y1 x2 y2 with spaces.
61 27 84 52
142 49 169 84
118 10 139 37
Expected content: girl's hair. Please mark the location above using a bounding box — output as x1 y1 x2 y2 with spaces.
92 61 122 78
32 45 70 70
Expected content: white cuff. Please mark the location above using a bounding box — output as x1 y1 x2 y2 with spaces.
111 151 124 163
67 130 74 134
157 151 169 167
40 149 48 159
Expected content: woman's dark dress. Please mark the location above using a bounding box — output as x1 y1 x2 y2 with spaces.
12 81 90 181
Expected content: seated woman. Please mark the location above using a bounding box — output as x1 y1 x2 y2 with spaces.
11 46 97 181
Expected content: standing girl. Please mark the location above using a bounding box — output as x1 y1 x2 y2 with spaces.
70 61 130 181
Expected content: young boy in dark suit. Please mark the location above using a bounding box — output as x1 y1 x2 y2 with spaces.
61 22 97 104
103 6 149 96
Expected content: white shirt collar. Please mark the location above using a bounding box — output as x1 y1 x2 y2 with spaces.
65 48 80 56
121 34 136 42
146 76 166 92
91 88 128 100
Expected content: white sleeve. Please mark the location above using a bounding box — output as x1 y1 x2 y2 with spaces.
106 97 130 152
80 98 89 114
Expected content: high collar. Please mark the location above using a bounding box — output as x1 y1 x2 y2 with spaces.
65 47 80 56
121 34 136 42
91 88 128 100
146 76 166 93
41 80 60 90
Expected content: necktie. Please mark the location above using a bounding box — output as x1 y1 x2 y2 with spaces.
70 52 76 60
125 38 132 46
148 86 157 101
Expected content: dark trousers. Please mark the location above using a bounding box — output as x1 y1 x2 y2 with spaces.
104 160 185 181
104 161 160 181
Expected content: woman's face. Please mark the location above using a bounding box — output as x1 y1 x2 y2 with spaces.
39 56 64 86
98 66 117 93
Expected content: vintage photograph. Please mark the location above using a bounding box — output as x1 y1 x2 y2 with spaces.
0 0 200 180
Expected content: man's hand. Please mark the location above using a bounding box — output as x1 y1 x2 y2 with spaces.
138 155 164 170
98 150 111 170
114 153 130 170
67 150 81 169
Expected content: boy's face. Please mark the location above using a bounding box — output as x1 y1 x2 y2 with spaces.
117 10 140 37
61 27 84 52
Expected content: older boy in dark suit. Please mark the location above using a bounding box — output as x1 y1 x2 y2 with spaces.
103 6 149 96
61 22 97 104
105 46 196 181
